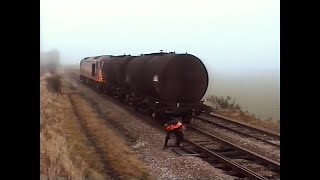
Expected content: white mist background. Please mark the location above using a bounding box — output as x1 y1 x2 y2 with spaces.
41 0 280 120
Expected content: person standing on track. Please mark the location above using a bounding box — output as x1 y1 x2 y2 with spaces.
163 117 184 148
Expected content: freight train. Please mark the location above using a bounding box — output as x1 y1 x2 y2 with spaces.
79 51 211 124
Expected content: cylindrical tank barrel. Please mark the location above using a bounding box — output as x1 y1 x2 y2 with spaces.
112 56 135 87
127 53 209 103
126 54 160 94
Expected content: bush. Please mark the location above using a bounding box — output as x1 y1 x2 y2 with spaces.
46 75 62 96
206 94 241 111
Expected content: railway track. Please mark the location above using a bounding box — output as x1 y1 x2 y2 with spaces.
173 125 280 180
193 114 280 147
69 71 280 180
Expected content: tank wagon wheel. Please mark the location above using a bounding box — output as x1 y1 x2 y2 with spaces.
129 104 136 111
129 103 139 112
95 84 102 93
194 110 201 116
182 111 193 124
151 111 166 125
153 112 163 119
147 109 154 117
119 95 127 104
134 106 138 112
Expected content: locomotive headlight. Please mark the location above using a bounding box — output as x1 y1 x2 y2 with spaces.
100 77 103 80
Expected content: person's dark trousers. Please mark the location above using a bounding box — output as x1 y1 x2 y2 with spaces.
164 131 184 147
174 131 184 147
164 132 172 147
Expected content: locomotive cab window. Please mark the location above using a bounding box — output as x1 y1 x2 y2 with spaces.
92 64 96 76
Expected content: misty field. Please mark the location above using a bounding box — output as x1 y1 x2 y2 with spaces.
205 68 280 123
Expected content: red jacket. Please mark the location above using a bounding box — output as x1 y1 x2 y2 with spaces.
165 121 183 132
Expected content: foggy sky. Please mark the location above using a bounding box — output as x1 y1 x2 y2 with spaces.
41 0 280 120
40 0 279 71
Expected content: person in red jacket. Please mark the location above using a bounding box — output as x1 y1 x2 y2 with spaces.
163 118 184 147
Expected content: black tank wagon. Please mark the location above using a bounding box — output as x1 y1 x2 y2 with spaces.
80 51 210 124
101 55 136 99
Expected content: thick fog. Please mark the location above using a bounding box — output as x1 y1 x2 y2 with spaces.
41 0 280 120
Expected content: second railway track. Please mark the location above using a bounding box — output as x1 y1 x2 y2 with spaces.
193 114 280 147
174 125 280 180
